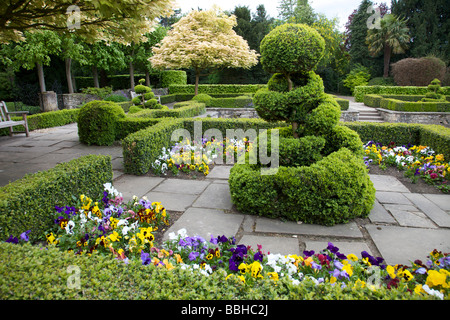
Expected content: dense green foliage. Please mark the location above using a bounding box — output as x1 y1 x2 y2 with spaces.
122 118 185 175
343 122 450 161
391 0 449 62
354 85 450 102
1 242 430 300
260 23 325 78
229 148 375 226
77 100 126 146
0 109 79 136
160 70 187 88
169 84 266 95
0 155 112 242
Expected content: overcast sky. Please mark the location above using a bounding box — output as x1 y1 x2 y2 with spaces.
173 0 365 31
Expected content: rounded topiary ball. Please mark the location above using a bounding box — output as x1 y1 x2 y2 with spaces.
260 23 325 75
78 101 125 146
134 84 152 94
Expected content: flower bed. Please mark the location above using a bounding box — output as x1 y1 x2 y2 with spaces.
364 141 449 193
151 137 253 176
4 184 449 300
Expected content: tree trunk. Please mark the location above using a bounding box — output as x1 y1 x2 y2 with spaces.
65 57 74 94
129 46 135 90
195 70 200 96
92 65 99 88
285 73 298 138
145 70 151 87
129 61 135 90
383 44 392 78
36 63 46 93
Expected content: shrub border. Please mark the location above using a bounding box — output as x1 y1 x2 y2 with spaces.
0 154 113 241
354 86 450 102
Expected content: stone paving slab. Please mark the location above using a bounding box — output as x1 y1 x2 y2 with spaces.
369 174 410 193
423 194 450 212
304 241 373 259
206 165 232 180
239 235 301 255
163 207 244 241
152 179 211 195
366 225 450 265
144 191 198 212
192 182 233 210
376 191 412 205
403 193 450 228
388 208 437 228
113 175 164 201
368 200 397 224
255 217 363 238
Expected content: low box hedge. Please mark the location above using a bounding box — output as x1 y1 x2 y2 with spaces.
0 242 425 300
128 103 205 119
379 98 450 112
207 96 254 108
364 94 450 109
115 117 161 140
229 148 375 226
122 118 185 175
0 109 79 136
0 155 112 242
169 84 267 95
342 122 450 161
182 118 287 138
354 85 450 102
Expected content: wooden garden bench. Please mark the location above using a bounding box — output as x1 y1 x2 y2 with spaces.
0 101 30 137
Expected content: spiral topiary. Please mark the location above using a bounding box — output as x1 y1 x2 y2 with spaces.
229 23 375 226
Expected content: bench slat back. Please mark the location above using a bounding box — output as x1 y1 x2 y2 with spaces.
0 101 8 122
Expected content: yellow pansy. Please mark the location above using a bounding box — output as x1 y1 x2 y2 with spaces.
342 263 353 277
347 254 358 262
249 261 263 279
267 272 279 282
109 231 121 242
386 265 396 279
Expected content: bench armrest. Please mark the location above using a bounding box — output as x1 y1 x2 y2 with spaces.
7 111 29 115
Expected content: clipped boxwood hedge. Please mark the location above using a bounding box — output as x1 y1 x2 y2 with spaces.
160 70 187 88
169 84 266 95
379 98 450 112
229 148 375 226
122 118 185 175
77 100 126 146
0 109 79 136
342 122 450 161
0 155 112 242
0 242 424 300
127 103 205 119
354 85 450 102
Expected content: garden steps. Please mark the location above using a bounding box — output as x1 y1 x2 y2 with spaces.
358 110 384 122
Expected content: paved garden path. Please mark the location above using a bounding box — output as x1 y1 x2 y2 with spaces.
1 123 449 265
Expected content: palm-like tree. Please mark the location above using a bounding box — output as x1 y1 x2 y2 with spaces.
366 14 410 78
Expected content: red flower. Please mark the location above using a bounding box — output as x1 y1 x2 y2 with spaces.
430 173 438 179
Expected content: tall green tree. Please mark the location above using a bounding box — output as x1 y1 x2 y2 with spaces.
13 30 61 94
391 0 449 62
366 14 410 78
134 25 168 87
276 0 316 24
59 34 87 93
0 0 175 44
83 41 126 88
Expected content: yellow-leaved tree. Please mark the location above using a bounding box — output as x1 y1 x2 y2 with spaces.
150 7 259 95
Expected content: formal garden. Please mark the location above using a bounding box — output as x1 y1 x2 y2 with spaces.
0 0 449 302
